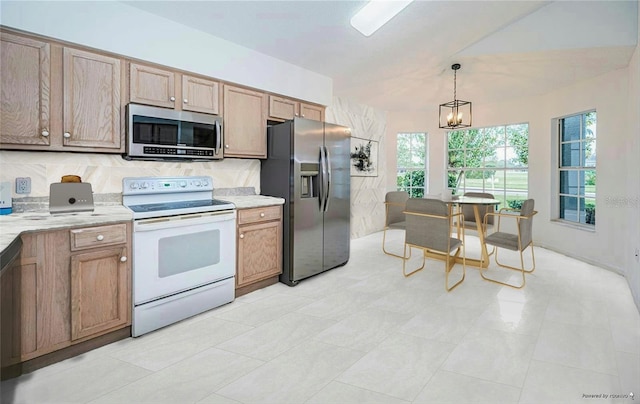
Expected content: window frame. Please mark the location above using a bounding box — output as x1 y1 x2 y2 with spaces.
396 132 428 198
555 110 597 228
445 123 529 209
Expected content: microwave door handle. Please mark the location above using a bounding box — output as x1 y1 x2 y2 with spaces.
215 120 222 155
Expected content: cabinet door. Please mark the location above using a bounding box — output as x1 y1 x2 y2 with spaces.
223 85 267 158
268 95 298 120
1 232 71 363
0 33 51 146
70 246 130 341
63 48 121 150
300 103 324 122
237 220 282 287
182 75 220 114
129 63 176 108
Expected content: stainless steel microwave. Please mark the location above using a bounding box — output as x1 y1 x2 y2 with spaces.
125 104 223 161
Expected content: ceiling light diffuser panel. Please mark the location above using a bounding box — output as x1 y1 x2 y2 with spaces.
350 0 415 37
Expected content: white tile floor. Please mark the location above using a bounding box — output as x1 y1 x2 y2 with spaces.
2 230 639 404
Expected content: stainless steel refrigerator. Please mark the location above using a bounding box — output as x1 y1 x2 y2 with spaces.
261 118 351 286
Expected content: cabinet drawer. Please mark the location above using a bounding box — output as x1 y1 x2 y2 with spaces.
238 205 282 225
70 223 128 251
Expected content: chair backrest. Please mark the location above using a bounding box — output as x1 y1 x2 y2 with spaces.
518 199 535 248
462 192 495 225
385 191 409 226
404 198 451 252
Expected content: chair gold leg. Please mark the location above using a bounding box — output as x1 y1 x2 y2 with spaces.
480 244 535 289
383 228 411 259
445 246 465 292
402 245 425 277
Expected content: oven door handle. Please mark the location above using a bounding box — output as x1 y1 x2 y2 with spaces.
134 211 236 232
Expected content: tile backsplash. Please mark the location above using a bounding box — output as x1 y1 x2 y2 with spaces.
0 151 260 198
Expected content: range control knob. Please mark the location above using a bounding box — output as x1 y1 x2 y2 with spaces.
179 181 187 188
140 182 148 189
201 178 209 186
193 180 201 187
130 182 139 189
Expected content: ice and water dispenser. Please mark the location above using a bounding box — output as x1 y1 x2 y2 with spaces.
300 163 319 198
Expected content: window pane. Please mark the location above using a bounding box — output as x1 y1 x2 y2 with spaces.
585 170 596 196
505 146 522 168
465 169 486 191
448 170 464 194
560 170 580 195
505 170 528 195
448 131 465 149
560 196 579 221
560 142 581 167
585 140 596 167
562 116 581 142
448 149 465 168
583 198 596 225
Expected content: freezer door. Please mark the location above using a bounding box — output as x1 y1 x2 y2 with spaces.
323 122 351 270
292 118 325 281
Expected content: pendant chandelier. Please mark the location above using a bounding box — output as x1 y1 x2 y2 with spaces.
439 63 472 129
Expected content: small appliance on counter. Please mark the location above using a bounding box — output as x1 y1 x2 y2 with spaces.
0 182 12 215
49 175 94 214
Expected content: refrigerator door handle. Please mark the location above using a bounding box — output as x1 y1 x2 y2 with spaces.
319 146 327 211
323 146 332 212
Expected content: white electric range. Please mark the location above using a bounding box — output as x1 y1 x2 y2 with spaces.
122 176 236 337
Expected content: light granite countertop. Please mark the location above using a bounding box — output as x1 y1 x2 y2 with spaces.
0 195 285 256
0 205 133 255
218 195 285 209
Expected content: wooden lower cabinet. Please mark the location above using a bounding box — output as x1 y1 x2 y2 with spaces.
0 222 131 370
70 246 129 341
236 205 283 295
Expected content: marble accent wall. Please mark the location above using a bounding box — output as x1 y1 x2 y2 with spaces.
326 97 387 239
0 150 260 199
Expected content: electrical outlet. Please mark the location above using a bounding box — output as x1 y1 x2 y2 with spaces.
16 177 31 194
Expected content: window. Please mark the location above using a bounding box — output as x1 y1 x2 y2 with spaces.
558 111 596 225
397 133 427 197
447 124 529 208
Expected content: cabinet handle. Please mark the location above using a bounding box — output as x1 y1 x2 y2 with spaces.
96 234 104 241
183 99 188 104
301 114 305 118
170 96 176 102
260 212 265 218
225 144 229 149
120 256 127 262
63 132 71 139
239 234 244 239
41 130 49 137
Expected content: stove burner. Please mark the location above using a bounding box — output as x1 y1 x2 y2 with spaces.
127 199 232 213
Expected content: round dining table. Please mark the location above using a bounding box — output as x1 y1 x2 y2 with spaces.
425 195 501 268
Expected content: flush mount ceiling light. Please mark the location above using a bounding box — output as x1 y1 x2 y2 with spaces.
350 0 414 37
439 63 472 129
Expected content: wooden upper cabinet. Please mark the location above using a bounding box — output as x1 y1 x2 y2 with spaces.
63 48 122 149
300 103 325 122
223 85 267 158
0 32 51 146
268 96 325 122
129 63 176 108
129 64 220 115
182 75 220 115
268 95 298 120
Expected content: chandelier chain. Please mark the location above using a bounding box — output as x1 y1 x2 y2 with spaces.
453 68 457 100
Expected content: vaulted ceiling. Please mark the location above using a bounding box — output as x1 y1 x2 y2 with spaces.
124 0 638 112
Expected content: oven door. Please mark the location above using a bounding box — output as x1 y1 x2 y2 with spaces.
132 210 236 305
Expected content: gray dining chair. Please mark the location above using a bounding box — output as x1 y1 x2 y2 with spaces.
480 199 537 288
382 191 410 258
459 191 495 232
402 198 466 291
